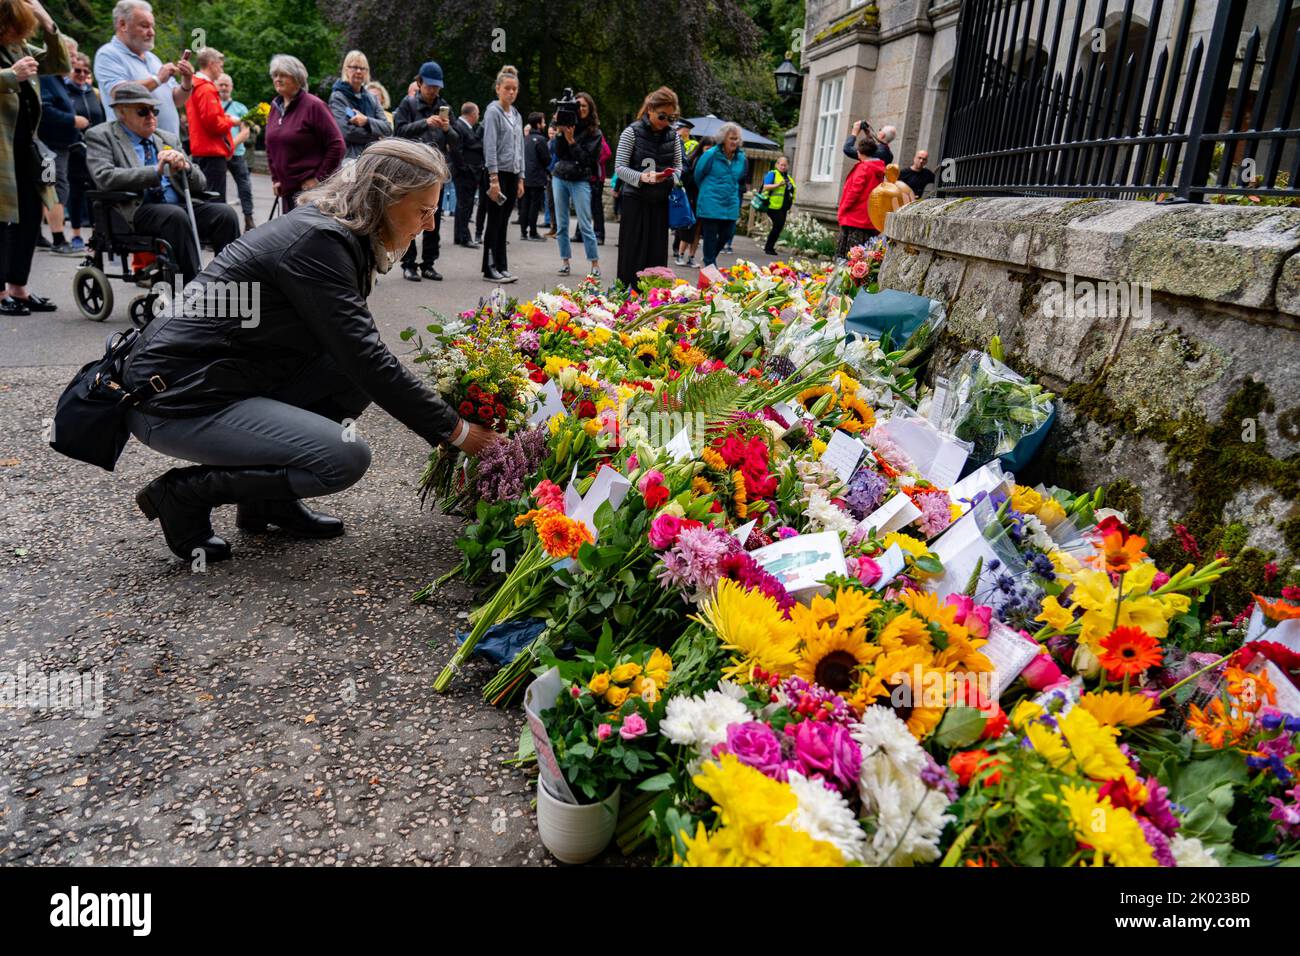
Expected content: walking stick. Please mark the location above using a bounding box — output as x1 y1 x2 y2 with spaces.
176 163 204 264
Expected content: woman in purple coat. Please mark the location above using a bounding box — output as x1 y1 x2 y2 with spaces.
264 53 344 214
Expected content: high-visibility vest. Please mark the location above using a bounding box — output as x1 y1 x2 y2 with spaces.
682 137 698 157
767 169 795 210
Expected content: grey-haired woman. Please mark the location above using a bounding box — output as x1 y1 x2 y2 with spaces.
122 139 499 563
264 53 344 214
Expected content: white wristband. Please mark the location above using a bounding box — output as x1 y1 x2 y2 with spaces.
448 418 470 448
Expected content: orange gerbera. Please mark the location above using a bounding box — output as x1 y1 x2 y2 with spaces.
1099 530 1148 574
1255 594 1300 622
534 511 593 559
1097 626 1162 679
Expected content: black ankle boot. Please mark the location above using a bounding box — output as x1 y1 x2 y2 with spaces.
236 498 344 538
136 466 233 562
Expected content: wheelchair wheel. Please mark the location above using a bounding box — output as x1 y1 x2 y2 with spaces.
128 293 165 330
73 265 113 322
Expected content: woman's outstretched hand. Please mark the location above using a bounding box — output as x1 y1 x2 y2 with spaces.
457 422 503 457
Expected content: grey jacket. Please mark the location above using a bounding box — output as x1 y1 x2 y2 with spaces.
85 120 206 227
481 100 523 175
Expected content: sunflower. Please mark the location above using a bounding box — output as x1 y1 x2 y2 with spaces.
838 393 875 433
1097 626 1162 679
877 610 930 649
691 476 715 496
854 660 946 738
633 343 659 363
694 579 799 683
1078 691 1165 728
795 628 881 694
797 384 837 413
732 471 748 517
701 447 728 472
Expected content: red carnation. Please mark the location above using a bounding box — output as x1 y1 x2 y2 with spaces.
478 404 495 421
458 401 475 417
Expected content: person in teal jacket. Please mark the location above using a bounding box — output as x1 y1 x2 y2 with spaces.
692 121 746 267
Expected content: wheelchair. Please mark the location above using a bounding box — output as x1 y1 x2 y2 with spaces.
72 188 219 329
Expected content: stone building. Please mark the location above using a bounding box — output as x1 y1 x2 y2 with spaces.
790 0 1300 222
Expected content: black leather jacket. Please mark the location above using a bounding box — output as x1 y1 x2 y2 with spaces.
123 204 460 447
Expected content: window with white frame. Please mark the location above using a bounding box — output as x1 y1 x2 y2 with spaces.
812 75 845 182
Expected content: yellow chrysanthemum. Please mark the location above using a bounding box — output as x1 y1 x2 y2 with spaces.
587 326 612 346
1057 707 1137 783
1078 691 1165 728
882 532 929 560
672 344 707 367
1026 722 1075 771
1061 785 1157 867
811 438 827 457
694 579 799 683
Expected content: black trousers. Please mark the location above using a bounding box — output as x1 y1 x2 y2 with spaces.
195 156 229 204
0 167 43 286
453 172 478 244
589 180 605 243
132 199 241 284
764 206 788 254
482 171 518 275
402 207 441 267
615 190 669 289
475 169 490 239
519 184 544 236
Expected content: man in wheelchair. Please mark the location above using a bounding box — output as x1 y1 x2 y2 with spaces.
84 81 239 284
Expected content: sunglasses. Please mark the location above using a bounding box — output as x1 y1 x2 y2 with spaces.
72 67 91 75
654 112 677 122
132 106 160 117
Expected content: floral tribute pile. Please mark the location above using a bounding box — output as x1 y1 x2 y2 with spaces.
405 255 1300 868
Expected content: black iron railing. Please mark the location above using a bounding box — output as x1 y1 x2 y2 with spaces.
939 0 1300 201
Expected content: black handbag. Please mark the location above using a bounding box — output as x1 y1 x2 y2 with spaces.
49 329 165 471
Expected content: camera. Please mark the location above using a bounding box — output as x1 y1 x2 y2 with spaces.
550 87 579 127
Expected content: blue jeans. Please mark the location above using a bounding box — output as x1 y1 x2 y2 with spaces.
552 176 598 262
700 218 737 267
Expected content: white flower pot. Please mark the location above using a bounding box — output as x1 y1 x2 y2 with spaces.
535 778 621 864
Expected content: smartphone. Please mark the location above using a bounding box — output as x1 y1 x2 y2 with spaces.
345 106 357 118
439 105 450 120
181 49 192 62
492 191 508 206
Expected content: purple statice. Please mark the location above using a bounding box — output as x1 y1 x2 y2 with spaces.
1139 818 1177 867
472 426 549 503
718 551 795 614
915 489 954 537
921 754 959 801
843 466 889 521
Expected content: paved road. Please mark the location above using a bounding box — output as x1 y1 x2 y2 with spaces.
0 171 779 865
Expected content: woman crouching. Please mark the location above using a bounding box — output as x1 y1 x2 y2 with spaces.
123 138 498 563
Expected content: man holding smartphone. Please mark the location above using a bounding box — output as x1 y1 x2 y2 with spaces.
393 61 458 281
94 0 193 138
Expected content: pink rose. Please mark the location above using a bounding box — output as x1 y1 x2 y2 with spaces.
1021 650 1065 691
619 713 647 740
637 470 665 493
648 513 685 550
533 479 566 513
1151 570 1170 590
850 260 869 280
596 723 613 741
944 593 992 639
850 556 882 587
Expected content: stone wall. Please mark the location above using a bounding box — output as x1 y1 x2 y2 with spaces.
878 196 1300 576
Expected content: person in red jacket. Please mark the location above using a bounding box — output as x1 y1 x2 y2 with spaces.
836 133 886 258
265 53 345 215
185 47 237 205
